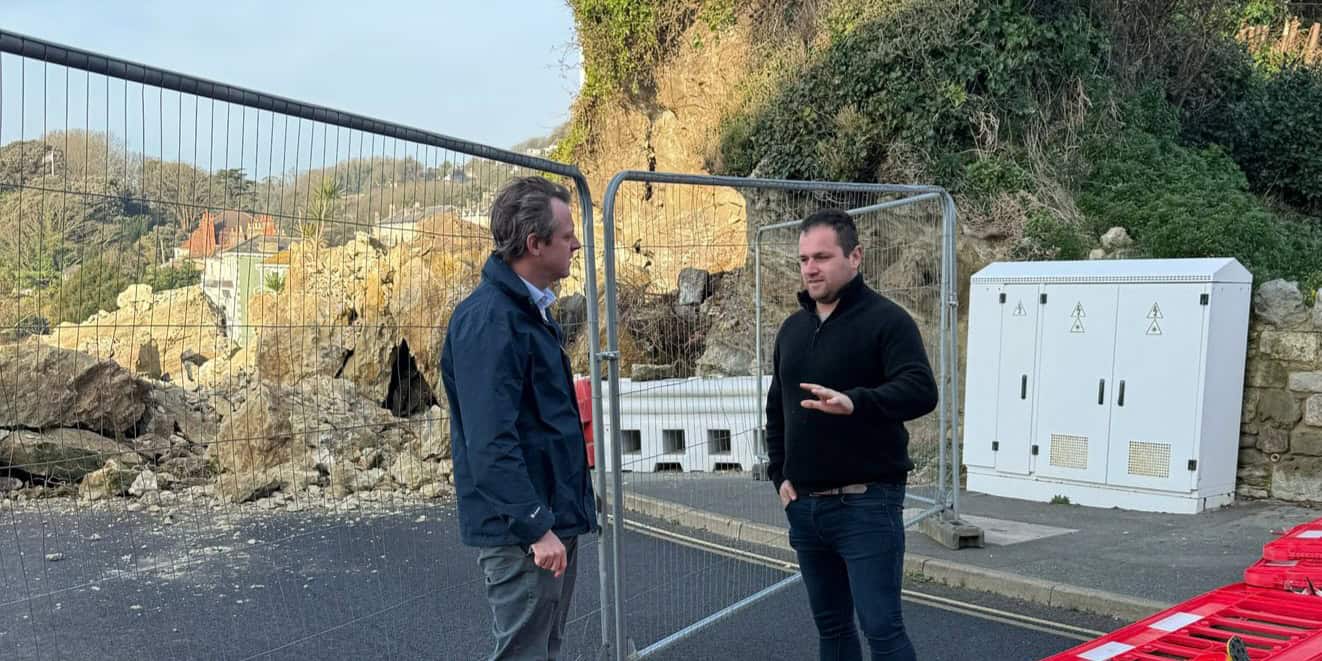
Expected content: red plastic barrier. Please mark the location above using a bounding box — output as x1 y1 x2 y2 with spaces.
1264 520 1322 562
574 377 594 469
1042 583 1322 660
1245 558 1322 594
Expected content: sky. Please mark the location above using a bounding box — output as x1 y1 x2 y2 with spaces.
2 0 582 151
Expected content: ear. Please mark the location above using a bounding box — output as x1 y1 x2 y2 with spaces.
848 245 863 267
525 232 543 256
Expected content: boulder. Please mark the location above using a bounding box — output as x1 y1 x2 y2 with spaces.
386 453 450 490
406 406 450 461
79 460 138 501
1253 280 1309 327
0 428 136 482
1100 227 1133 251
213 377 413 496
42 285 232 380
632 363 678 382
678 268 710 305
0 343 148 436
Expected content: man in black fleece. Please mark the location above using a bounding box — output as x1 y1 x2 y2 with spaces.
766 208 939 661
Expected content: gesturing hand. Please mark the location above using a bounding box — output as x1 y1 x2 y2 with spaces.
800 383 854 415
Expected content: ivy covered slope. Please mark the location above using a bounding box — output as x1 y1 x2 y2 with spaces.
559 0 1322 292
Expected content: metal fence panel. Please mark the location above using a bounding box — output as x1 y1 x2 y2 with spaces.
0 30 611 661
597 172 959 659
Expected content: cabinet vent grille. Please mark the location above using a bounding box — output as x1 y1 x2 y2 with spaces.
1049 434 1088 470
1128 441 1172 479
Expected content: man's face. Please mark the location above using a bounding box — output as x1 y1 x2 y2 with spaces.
530 198 581 282
799 225 861 303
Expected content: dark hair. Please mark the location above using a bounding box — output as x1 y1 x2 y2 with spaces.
489 176 572 262
800 208 859 254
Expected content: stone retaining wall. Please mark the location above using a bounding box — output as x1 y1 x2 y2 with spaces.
1237 280 1322 502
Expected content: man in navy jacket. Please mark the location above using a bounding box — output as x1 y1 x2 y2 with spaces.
441 176 598 661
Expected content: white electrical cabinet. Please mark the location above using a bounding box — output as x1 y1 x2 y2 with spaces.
962 258 1252 514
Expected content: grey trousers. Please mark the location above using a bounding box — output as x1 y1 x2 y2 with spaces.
477 536 579 661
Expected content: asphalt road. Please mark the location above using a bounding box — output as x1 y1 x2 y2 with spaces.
0 498 1122 660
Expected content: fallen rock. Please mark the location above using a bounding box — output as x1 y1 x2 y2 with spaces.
632 363 678 382
140 383 220 449
407 405 450 461
80 460 138 501
42 285 232 380
0 428 136 482
678 268 710 305
0 343 149 436
213 377 412 477
386 454 449 490
129 470 159 497
159 456 213 483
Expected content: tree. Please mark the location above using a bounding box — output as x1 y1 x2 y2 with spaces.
40 130 129 191
211 168 257 212
142 159 213 231
301 178 342 247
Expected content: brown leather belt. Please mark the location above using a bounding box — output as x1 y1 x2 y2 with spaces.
808 483 869 496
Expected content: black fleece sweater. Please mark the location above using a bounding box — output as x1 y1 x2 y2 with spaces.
765 274 939 492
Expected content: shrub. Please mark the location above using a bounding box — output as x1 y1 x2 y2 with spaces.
716 0 1107 179
1182 40 1322 210
1020 209 1088 261
49 256 133 324
1080 110 1318 285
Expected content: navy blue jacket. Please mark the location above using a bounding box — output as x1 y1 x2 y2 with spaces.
441 254 598 547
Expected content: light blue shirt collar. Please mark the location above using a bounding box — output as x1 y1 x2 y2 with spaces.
517 275 557 320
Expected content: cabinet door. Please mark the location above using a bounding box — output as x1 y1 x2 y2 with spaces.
1105 284 1209 492
994 284 1040 475
961 284 1003 469
1034 284 1119 483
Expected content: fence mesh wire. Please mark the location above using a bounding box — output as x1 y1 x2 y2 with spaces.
0 41 602 660
597 178 953 656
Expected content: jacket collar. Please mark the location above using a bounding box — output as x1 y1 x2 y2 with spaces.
797 272 867 316
482 252 546 319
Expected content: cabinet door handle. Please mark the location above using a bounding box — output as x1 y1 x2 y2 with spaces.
1118 380 1126 407
1020 375 1027 400
1098 379 1106 405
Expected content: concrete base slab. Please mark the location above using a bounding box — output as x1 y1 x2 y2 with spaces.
904 508 1077 546
919 515 985 550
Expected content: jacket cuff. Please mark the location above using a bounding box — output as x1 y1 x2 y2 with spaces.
509 504 556 545
844 387 876 418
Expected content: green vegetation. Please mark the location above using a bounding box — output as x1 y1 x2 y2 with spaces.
263 272 286 294
719 1 1107 181
563 0 1322 288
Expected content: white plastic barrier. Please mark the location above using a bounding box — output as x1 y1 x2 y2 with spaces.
597 376 772 473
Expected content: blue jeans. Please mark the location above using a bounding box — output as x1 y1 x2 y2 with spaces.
785 482 915 661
